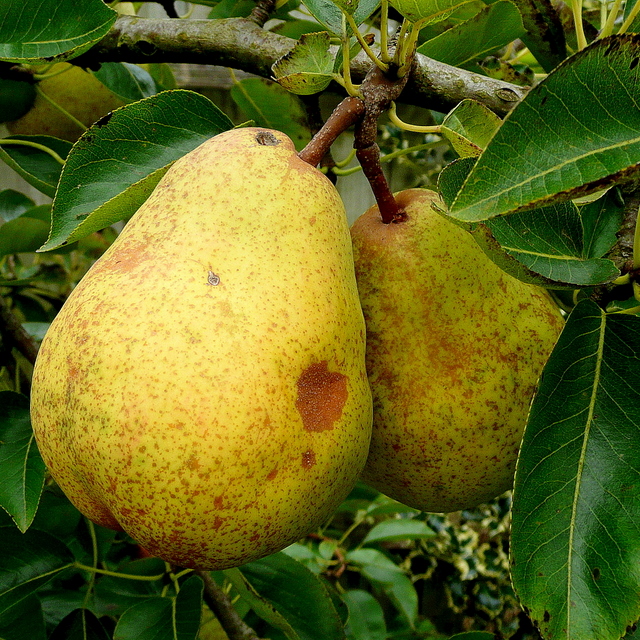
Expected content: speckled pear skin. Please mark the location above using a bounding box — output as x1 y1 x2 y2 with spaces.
30 127 372 569
351 188 564 513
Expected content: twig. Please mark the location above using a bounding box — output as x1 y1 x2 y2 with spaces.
195 569 264 640
248 0 276 27
0 295 39 365
298 96 365 167
354 63 412 223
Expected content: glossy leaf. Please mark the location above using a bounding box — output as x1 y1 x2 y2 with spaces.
0 527 75 622
234 552 347 640
231 78 312 150
92 63 158 102
346 549 417 626
580 189 625 259
113 575 203 640
417 1 525 69
438 158 620 287
0 189 34 222
509 0 566 72
389 0 478 24
440 99 502 157
272 32 334 96
362 519 436 544
92 558 166 618
0 137 72 197
342 590 386 640
42 90 234 251
49 609 110 640
0 0 117 63
0 391 45 532
0 207 51 257
301 0 380 34
450 35 640 223
223 567 300 640
511 300 640 640
0 594 45 640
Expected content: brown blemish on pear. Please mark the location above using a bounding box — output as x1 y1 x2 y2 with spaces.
296 361 348 432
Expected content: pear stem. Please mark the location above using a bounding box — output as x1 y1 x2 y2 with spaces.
195 569 264 640
297 96 365 167
354 63 412 223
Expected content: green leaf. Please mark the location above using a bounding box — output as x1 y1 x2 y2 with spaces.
345 549 417 627
0 137 72 197
92 557 166 618
0 391 45 532
417 1 525 69
362 519 436 544
222 568 300 640
511 299 640 640
450 35 640 222
49 609 110 640
438 157 620 287
272 31 335 96
0 189 34 222
389 0 478 25
483 203 620 286
92 63 158 102
0 207 51 257
0 78 36 122
230 78 312 150
234 552 347 640
580 189 625 259
0 594 45 640
301 0 380 35
113 574 203 640
509 0 566 72
42 90 234 251
0 0 117 63
0 527 75 623
342 590 386 640
449 633 496 640
440 99 502 157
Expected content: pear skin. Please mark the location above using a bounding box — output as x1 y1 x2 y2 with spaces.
351 188 564 513
7 63 125 141
30 127 372 569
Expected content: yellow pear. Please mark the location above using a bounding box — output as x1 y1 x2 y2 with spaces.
351 188 564 513
30 127 372 569
6 63 125 141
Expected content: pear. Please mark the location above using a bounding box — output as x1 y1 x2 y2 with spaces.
30 127 372 569
6 63 125 141
351 188 564 513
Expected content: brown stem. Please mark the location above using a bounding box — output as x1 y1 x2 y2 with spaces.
195 569 264 640
247 0 276 27
297 96 365 167
353 63 412 224
0 294 39 365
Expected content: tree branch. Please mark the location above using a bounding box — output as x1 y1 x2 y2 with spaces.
0 294 39 366
195 569 264 640
78 16 528 116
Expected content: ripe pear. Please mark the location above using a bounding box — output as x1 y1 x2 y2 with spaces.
351 188 564 513
30 127 372 569
6 63 125 141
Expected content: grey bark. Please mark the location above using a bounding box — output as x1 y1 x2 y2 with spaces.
81 15 528 116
